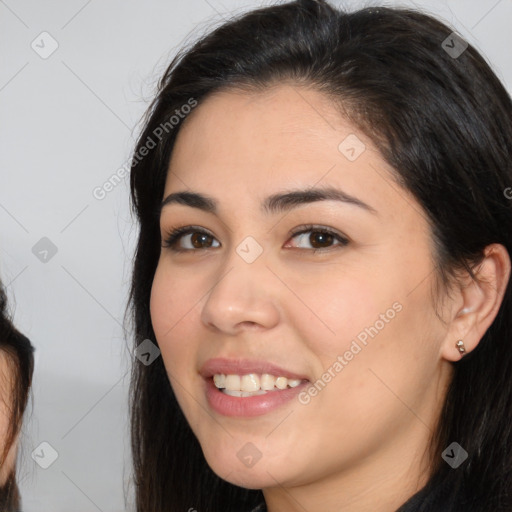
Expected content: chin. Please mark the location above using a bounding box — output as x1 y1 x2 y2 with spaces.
202 445 296 490
210 462 279 490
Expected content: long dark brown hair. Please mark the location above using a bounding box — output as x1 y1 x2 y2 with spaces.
127 1 512 510
0 283 35 510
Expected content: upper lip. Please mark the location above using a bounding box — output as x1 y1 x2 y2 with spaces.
199 357 310 381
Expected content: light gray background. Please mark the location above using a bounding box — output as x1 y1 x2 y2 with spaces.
0 0 510 510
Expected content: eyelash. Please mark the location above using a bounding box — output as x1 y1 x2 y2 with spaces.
162 224 349 253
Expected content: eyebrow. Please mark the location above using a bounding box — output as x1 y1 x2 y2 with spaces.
160 186 378 217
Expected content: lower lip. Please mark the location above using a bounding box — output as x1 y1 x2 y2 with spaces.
204 377 309 417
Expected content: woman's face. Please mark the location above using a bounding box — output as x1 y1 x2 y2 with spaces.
150 84 455 492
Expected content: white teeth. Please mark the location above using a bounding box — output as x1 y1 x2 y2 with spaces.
275 376 288 390
213 374 226 388
241 374 260 392
213 373 304 393
224 374 240 391
261 373 276 390
224 389 267 397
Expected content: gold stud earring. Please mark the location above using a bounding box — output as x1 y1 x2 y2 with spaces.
456 340 466 356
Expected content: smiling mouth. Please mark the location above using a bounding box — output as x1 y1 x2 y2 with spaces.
213 373 307 397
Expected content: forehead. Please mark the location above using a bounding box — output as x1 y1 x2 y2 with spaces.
164 84 417 224
171 84 351 166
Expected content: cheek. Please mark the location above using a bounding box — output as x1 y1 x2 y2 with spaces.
288 267 386 361
293 253 440 401
309 270 441 426
149 263 208 429
149 264 199 376
149 261 204 335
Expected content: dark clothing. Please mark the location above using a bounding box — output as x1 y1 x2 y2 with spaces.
249 476 468 512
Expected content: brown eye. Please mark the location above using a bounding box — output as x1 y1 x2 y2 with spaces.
308 231 335 249
162 227 220 251
163 225 348 253
189 232 215 248
287 226 349 251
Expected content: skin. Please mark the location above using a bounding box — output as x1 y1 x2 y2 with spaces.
0 352 18 487
150 84 511 512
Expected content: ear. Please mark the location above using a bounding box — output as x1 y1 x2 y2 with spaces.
440 243 511 362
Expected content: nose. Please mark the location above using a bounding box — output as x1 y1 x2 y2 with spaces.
200 247 281 335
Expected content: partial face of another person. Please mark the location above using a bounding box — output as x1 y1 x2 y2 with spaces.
150 84 456 490
0 353 19 487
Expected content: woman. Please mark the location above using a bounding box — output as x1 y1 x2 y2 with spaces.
127 1 512 510
0 282 35 511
